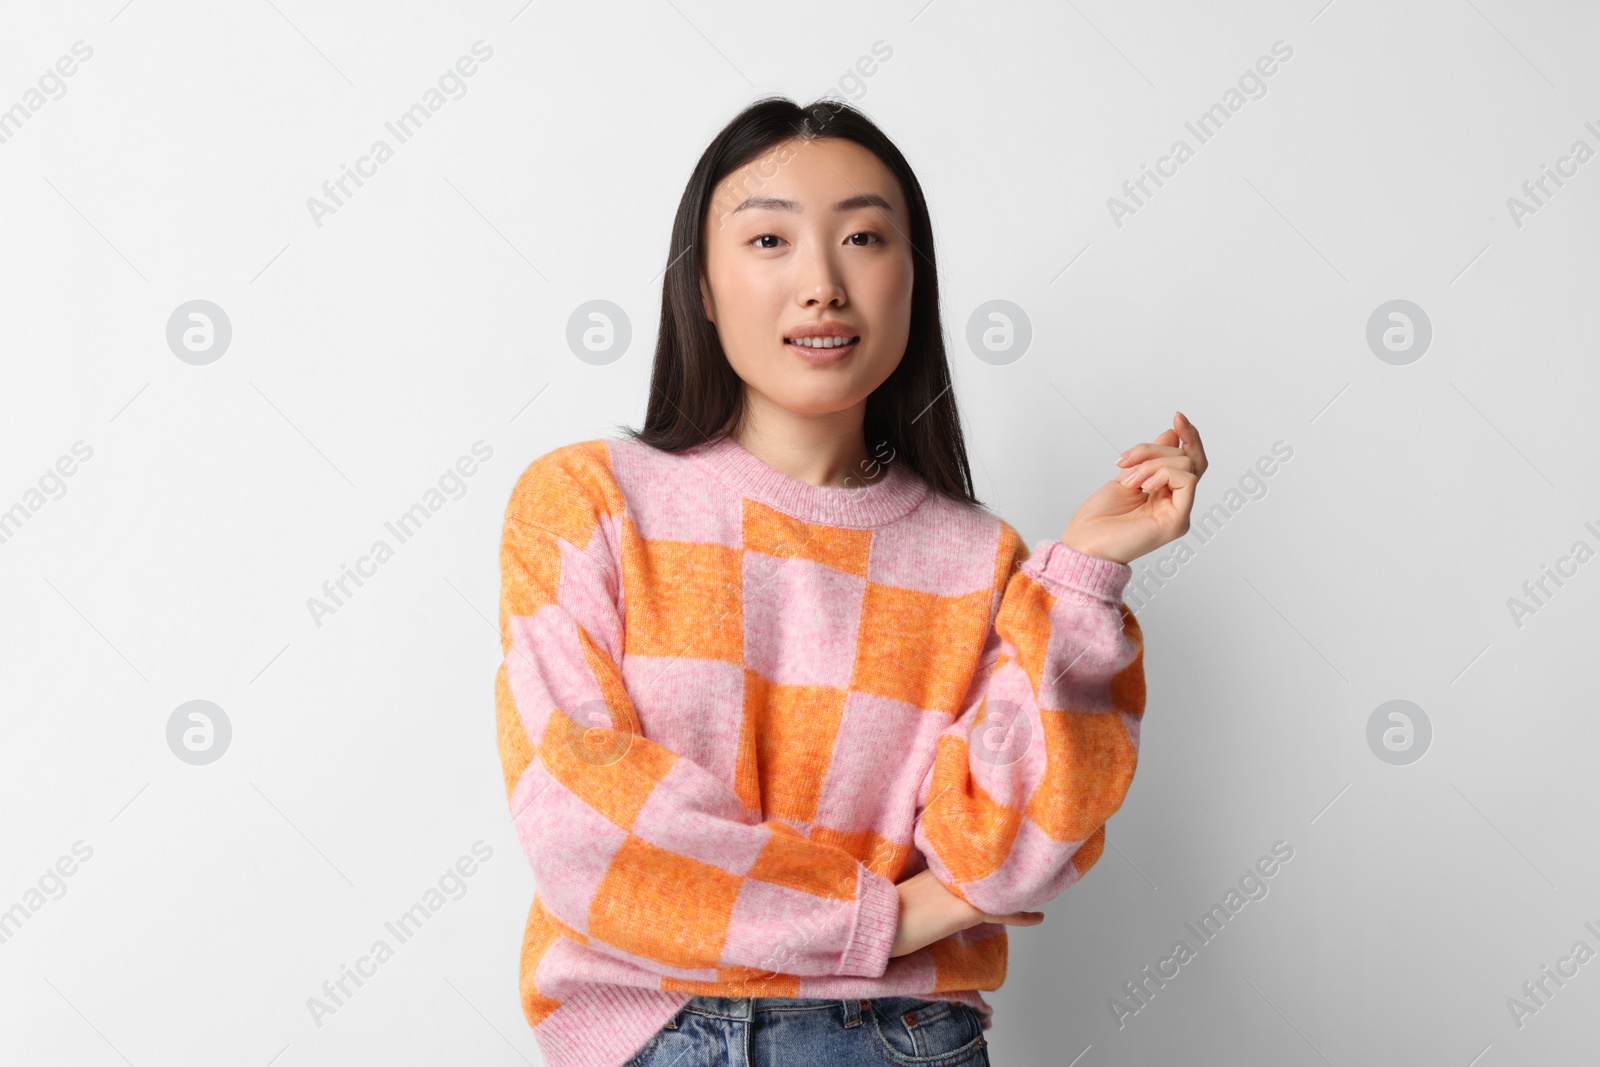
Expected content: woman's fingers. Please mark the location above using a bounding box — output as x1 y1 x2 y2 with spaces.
1118 454 1196 490
1174 411 1208 476
1140 465 1198 492
1116 442 1181 466
986 910 1045 926
1117 440 1189 468
1118 414 1207 478
1139 467 1200 528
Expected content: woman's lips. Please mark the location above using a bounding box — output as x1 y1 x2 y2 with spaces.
785 337 859 364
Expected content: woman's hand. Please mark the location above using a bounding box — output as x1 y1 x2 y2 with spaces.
1060 411 1208 565
889 868 1044 958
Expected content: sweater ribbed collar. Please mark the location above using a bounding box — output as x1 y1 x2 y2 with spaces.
687 433 929 529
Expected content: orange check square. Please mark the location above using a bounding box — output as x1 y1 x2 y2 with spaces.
851 583 992 714
621 520 744 663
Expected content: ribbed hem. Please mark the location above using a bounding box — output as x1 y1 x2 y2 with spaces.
1024 539 1132 603
687 433 929 529
536 983 690 1067
837 867 900 978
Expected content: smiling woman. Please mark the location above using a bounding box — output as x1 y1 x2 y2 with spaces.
695 135 916 481
632 98 975 496
494 95 1194 1067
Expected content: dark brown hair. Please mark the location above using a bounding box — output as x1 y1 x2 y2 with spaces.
616 95 982 509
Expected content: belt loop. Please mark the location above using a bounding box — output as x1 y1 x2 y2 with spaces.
843 998 863 1027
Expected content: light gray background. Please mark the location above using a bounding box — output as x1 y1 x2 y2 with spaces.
3 1 1597 1064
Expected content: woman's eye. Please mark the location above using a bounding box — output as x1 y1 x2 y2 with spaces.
750 232 881 249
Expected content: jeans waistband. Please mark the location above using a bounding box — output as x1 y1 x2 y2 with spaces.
682 995 865 1025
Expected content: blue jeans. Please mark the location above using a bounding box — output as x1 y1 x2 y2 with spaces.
622 994 991 1066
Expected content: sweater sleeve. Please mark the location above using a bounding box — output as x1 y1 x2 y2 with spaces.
494 446 900 982
910 527 1145 916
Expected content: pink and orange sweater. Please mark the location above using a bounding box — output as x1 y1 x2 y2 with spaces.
493 433 1146 1067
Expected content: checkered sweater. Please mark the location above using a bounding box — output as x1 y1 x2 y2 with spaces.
493 434 1145 1067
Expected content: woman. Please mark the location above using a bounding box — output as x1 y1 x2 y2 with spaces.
494 96 1205 1067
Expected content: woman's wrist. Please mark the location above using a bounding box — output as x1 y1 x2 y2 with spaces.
1060 531 1124 564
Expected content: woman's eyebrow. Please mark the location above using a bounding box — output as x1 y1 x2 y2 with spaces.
730 193 894 215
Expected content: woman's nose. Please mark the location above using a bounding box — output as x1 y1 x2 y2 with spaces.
797 247 846 306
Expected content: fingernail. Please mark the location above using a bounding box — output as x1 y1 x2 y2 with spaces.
1121 470 1139 485
1117 449 1130 462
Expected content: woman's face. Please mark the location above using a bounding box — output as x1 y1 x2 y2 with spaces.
700 136 915 423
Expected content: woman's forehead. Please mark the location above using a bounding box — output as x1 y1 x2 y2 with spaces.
712 140 899 215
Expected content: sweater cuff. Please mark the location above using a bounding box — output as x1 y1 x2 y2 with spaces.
837 867 900 978
1026 539 1132 604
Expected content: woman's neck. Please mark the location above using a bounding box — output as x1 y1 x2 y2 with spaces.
724 396 886 490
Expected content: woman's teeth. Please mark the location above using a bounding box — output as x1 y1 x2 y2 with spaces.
787 336 859 349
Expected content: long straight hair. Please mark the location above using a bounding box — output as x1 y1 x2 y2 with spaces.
617 95 982 509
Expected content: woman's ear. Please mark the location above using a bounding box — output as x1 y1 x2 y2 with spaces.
698 276 716 324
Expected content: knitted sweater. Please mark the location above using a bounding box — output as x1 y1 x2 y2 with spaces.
493 433 1145 1067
